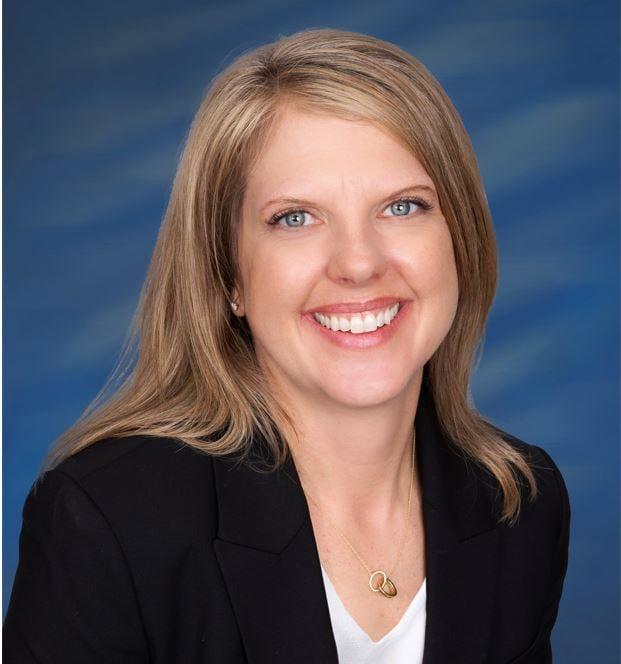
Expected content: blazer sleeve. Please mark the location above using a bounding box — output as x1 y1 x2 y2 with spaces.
3 469 149 664
531 445 571 662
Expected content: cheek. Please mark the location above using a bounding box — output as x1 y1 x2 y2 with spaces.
401 226 458 299
430 240 459 300
427 232 460 330
241 242 319 320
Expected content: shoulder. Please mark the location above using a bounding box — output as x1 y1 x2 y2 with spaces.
50 434 216 492
482 423 570 559
52 434 207 483
477 428 571 656
486 422 569 505
28 435 219 545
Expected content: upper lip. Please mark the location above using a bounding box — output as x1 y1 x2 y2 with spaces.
304 297 406 315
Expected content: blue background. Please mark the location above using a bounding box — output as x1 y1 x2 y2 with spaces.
4 1 619 661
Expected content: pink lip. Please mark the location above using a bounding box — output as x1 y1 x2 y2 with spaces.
301 300 412 350
304 297 406 315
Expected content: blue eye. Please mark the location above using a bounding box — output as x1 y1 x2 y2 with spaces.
388 200 418 216
268 209 312 228
266 196 433 230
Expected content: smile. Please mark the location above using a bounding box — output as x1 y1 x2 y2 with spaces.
312 303 400 334
303 301 410 350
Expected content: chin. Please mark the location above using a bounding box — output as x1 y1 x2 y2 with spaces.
322 380 406 408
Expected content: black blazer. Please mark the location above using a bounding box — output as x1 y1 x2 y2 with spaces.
4 382 570 663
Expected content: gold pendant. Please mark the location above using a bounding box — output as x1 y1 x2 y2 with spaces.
369 570 398 598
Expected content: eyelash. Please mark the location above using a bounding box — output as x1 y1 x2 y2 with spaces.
265 196 434 229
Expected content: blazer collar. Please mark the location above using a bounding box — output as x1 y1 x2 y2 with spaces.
212 379 500 663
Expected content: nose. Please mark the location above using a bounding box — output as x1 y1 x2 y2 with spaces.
325 218 389 286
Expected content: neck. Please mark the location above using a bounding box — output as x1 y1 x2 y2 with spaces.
278 373 423 534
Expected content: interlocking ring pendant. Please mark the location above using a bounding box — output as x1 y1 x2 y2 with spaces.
369 570 398 598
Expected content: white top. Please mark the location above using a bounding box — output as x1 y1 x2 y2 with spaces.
320 565 427 664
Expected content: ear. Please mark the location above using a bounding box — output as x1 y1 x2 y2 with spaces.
230 286 245 317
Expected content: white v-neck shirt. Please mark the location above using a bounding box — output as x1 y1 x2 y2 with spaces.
320 565 427 664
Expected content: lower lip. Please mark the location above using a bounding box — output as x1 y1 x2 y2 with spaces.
302 301 411 349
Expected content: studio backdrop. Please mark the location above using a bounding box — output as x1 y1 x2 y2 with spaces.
4 2 619 663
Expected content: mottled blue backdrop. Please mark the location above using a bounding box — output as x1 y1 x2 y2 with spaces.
4 1 619 661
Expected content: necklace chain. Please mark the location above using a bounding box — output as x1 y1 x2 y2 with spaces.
299 429 416 598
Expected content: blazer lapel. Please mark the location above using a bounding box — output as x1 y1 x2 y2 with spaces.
415 382 500 663
212 379 499 664
212 443 338 663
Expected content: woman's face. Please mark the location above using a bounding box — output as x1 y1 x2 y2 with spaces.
234 105 459 410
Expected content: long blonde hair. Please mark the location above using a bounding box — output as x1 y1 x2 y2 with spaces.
41 28 539 525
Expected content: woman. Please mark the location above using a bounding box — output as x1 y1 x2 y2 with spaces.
4 28 570 664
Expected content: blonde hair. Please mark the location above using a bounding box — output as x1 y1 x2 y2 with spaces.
41 28 539 525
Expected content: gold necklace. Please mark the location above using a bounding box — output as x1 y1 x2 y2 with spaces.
300 429 416 599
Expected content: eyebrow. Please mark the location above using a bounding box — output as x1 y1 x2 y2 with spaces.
259 184 438 214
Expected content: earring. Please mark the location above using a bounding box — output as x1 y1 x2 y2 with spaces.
230 300 239 312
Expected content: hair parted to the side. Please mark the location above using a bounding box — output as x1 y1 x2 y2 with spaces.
40 27 539 525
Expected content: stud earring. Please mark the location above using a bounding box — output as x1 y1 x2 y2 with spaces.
230 300 239 312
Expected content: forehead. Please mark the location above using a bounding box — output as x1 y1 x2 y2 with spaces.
244 106 434 201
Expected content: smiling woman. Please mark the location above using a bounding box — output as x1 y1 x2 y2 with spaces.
4 28 570 664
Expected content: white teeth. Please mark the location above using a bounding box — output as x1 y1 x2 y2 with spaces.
313 303 401 334
363 313 377 332
351 316 364 333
